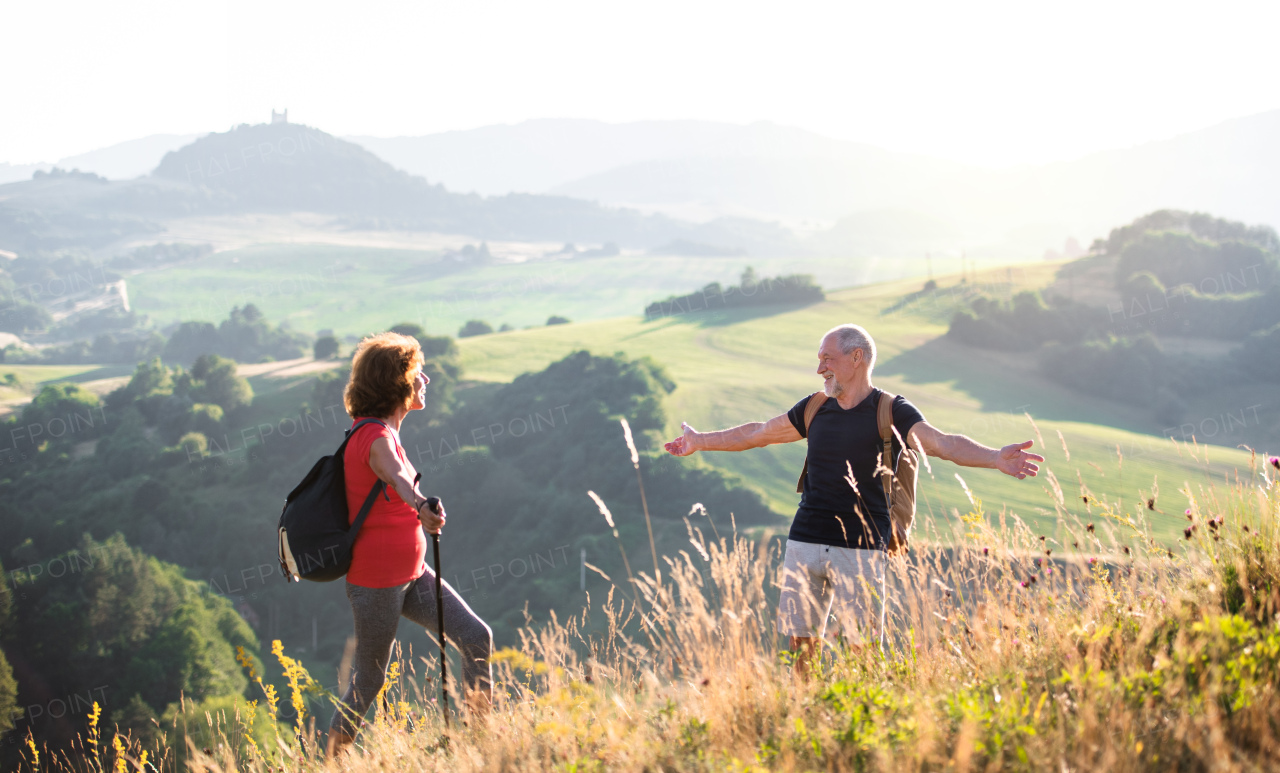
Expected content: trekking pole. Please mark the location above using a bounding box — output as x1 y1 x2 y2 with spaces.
425 496 449 729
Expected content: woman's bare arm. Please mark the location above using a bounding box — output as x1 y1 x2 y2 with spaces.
369 437 445 531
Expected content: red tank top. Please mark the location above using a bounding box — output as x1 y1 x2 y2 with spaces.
344 419 427 588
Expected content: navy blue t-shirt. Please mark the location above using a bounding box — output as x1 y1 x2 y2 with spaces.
786 388 925 550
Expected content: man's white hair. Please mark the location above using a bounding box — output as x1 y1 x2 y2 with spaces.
824 324 876 372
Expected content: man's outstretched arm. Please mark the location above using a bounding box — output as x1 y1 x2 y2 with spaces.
664 413 802 456
907 422 1044 479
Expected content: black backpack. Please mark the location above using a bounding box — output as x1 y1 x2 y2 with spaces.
277 418 387 582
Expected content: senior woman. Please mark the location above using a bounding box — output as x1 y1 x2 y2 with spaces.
327 332 492 757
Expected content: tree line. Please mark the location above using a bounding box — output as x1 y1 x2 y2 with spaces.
643 268 824 321
945 210 1280 424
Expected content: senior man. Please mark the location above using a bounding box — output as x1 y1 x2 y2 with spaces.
663 324 1043 671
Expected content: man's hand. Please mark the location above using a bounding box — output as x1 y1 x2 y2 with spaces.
663 422 699 456
995 441 1044 479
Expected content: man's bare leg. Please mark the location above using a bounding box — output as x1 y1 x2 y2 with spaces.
466 685 493 722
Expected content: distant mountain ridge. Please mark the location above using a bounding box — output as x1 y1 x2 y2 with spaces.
6 112 1278 260
348 119 958 198
0 134 200 184
0 123 797 255
349 113 1280 255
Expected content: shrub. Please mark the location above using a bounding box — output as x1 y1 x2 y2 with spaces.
313 335 340 360
458 319 494 337
188 354 253 413
388 322 427 339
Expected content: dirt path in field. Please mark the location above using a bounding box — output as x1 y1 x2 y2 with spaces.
236 357 345 379
691 329 757 363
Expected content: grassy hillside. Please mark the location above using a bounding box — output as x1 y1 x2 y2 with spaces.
40 474 1280 772
123 243 982 335
8 257 1277 771
456 264 1262 544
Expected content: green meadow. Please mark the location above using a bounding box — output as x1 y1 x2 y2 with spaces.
41 248 1269 547
456 265 1260 546
124 243 1003 336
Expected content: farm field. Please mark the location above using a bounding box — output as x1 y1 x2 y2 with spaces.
0 363 135 418
123 241 1016 337
457 265 1264 545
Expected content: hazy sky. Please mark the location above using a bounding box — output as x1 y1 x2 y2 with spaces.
4 0 1278 166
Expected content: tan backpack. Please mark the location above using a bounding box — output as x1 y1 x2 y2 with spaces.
794 390 919 554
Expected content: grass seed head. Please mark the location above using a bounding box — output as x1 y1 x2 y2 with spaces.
620 418 639 468
588 490 615 528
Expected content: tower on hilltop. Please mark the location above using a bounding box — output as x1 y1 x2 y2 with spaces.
271 109 288 124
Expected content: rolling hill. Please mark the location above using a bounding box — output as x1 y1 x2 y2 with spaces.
452 265 1269 541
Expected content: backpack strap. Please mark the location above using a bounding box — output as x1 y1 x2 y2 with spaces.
346 417 388 439
343 417 391 547
346 480 386 544
803 392 828 433
877 391 895 506
330 417 388 458
795 392 828 493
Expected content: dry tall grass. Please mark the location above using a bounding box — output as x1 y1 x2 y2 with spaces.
22 449 1280 772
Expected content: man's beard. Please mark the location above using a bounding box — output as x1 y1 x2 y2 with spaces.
822 373 843 397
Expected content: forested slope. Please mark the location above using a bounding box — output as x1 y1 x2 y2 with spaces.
0 322 777 763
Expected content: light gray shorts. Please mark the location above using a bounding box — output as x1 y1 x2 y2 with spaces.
777 540 886 644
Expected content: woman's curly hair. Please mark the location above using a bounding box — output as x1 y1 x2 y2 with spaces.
343 332 425 419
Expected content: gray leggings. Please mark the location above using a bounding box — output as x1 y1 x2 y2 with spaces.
330 570 493 734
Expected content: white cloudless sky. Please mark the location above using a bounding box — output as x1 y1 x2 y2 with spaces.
3 0 1278 166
